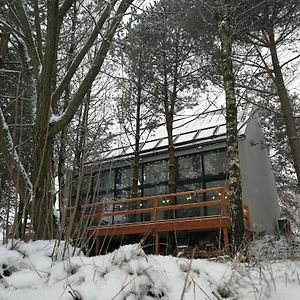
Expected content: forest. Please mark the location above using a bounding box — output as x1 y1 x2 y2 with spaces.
0 0 299 256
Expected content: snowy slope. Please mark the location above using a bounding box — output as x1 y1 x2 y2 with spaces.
0 239 300 300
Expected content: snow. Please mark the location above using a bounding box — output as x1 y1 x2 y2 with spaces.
0 237 300 300
49 113 64 123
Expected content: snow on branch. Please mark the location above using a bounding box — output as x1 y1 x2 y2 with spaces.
0 106 33 203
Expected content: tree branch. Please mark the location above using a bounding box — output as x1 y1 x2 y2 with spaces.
280 53 300 69
49 0 134 137
8 0 41 77
254 45 276 82
52 0 118 104
0 106 32 205
33 0 43 61
58 0 75 22
36 0 58 120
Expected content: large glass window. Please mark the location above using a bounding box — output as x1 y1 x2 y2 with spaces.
93 169 115 193
203 150 227 176
143 184 168 196
143 160 168 185
177 154 202 180
116 167 133 190
88 149 229 223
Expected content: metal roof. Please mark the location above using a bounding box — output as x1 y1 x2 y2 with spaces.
91 104 252 162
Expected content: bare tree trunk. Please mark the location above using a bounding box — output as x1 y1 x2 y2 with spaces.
74 91 90 170
5 181 12 243
162 52 178 253
69 90 91 236
219 2 244 254
58 112 68 231
0 0 133 240
267 28 300 192
58 3 78 222
163 69 176 196
31 1 59 239
32 137 55 238
128 76 142 223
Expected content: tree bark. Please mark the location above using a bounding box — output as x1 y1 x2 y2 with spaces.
162 55 177 254
31 0 59 239
163 66 177 196
219 3 245 254
58 3 77 224
127 75 142 223
132 79 142 198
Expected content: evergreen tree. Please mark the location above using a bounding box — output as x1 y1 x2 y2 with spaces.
233 0 300 191
131 0 204 196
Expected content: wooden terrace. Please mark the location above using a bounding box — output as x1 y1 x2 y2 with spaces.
67 187 251 257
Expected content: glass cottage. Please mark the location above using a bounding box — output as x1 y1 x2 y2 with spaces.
71 105 280 254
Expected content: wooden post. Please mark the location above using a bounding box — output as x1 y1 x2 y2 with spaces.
153 197 158 222
223 228 229 254
153 197 159 254
95 237 100 255
220 188 226 217
98 203 103 225
155 232 160 255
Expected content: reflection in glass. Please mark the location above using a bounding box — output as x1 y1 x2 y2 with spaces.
176 183 204 218
115 189 131 199
203 150 227 176
143 184 168 197
93 169 115 193
178 154 202 180
116 167 133 190
143 160 168 185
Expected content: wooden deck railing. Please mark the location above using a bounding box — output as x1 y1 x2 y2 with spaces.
66 187 251 255
67 187 229 224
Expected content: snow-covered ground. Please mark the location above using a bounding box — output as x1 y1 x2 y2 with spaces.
0 236 300 300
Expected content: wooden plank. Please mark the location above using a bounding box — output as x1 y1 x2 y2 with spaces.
154 217 230 233
88 216 230 237
104 208 153 217
67 187 227 210
101 201 222 219
156 200 223 212
223 228 229 253
80 214 98 220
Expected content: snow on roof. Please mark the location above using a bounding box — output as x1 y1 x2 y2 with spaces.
93 103 252 161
